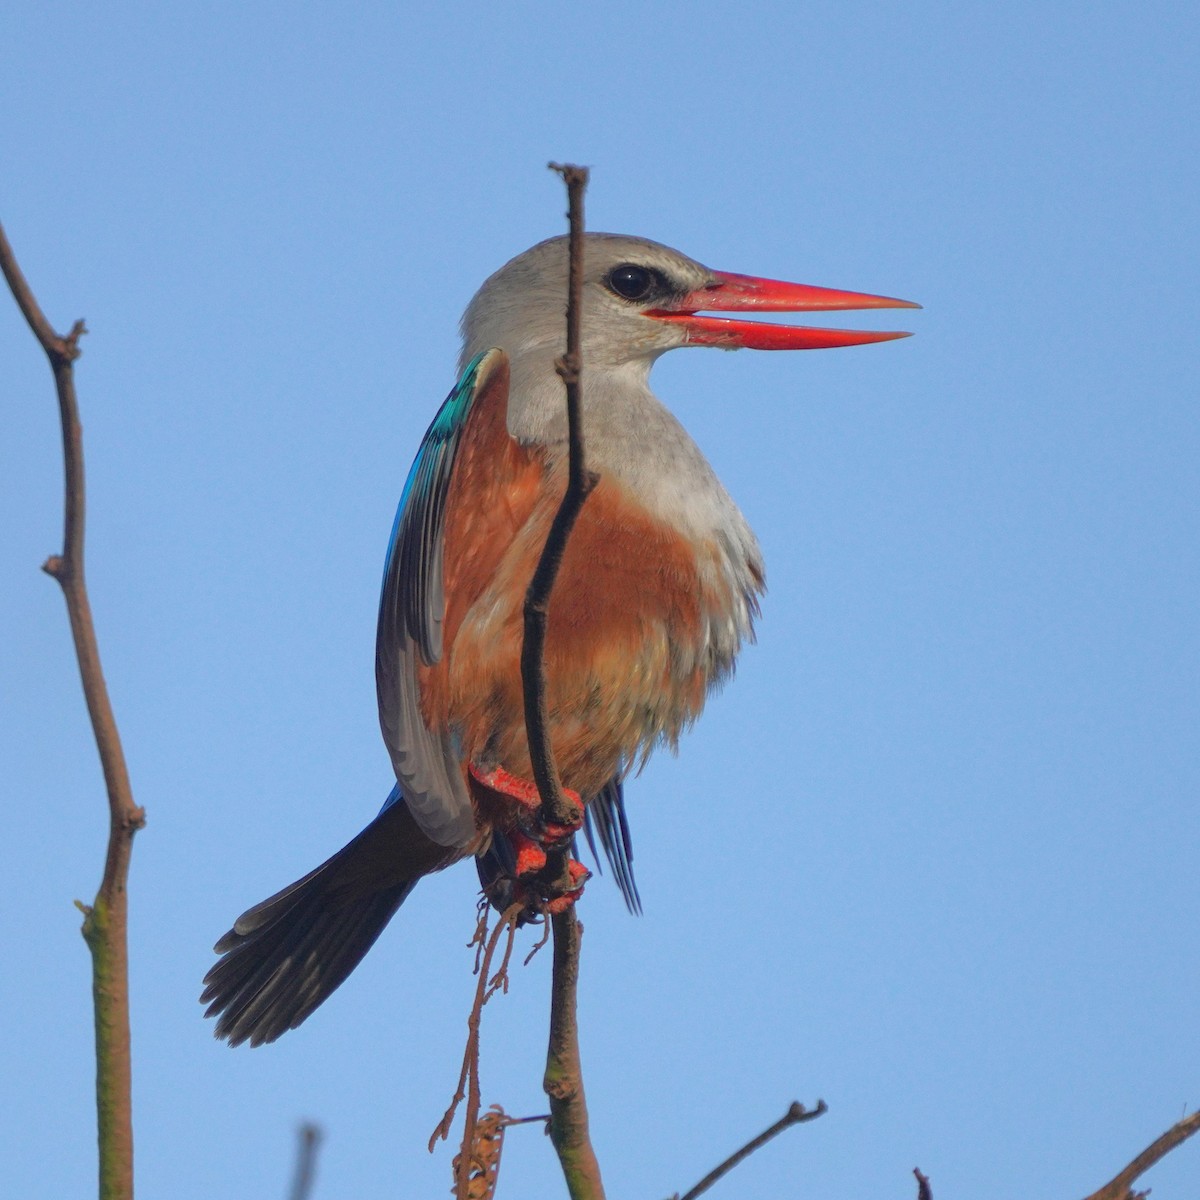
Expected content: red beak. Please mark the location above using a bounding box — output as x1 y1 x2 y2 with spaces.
648 270 920 350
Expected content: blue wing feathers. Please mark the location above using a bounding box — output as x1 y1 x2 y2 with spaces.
583 777 642 914
380 349 489 662
375 351 495 848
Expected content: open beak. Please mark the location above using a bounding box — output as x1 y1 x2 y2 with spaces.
647 269 920 350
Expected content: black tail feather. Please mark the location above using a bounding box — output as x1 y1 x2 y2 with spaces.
202 868 416 1046
202 796 456 1046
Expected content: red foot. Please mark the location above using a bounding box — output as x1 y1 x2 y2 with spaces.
544 859 590 913
469 763 590 911
470 764 542 810
469 764 584 840
509 860 589 913
508 829 548 877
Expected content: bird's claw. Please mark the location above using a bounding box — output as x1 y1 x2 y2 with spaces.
508 828 549 877
468 763 585 841
508 855 590 914
469 763 588 910
543 859 590 913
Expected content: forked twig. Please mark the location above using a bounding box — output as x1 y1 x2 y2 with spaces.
1 220 145 1200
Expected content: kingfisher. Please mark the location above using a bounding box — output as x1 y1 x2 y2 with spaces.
202 233 916 1046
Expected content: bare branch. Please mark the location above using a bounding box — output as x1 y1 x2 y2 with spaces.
671 1100 827 1200
2 219 145 1200
287 1123 322 1200
914 1166 933 1200
521 163 599 851
543 908 604 1198
1081 1110 1200 1200
515 163 607 1200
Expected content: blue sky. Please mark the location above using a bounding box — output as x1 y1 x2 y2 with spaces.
2 3 1197 1197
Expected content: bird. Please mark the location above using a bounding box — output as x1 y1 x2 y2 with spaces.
202 232 916 1046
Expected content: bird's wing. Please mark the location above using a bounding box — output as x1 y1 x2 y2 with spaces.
375 348 509 848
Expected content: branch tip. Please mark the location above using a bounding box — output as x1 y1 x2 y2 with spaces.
1082 1109 1200 1200
675 1099 827 1200
914 1166 933 1200
548 162 591 188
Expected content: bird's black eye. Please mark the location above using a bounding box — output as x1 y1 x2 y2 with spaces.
605 263 661 302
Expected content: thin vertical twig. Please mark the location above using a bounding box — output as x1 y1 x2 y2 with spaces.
514 164 605 1199
521 163 599 842
1 219 145 1200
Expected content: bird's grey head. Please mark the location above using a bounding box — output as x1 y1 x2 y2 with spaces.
456 232 916 447
459 233 713 374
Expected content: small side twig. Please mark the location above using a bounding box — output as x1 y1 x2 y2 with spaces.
1081 1109 1200 1200
1 220 145 1200
523 913 553 967
672 1100 828 1200
450 1105 550 1200
286 1122 323 1200
430 900 524 1200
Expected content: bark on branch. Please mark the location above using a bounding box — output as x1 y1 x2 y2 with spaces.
515 164 606 1199
1 219 145 1200
521 162 599 846
1081 1110 1200 1200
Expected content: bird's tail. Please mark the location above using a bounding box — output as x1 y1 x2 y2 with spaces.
201 793 460 1047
